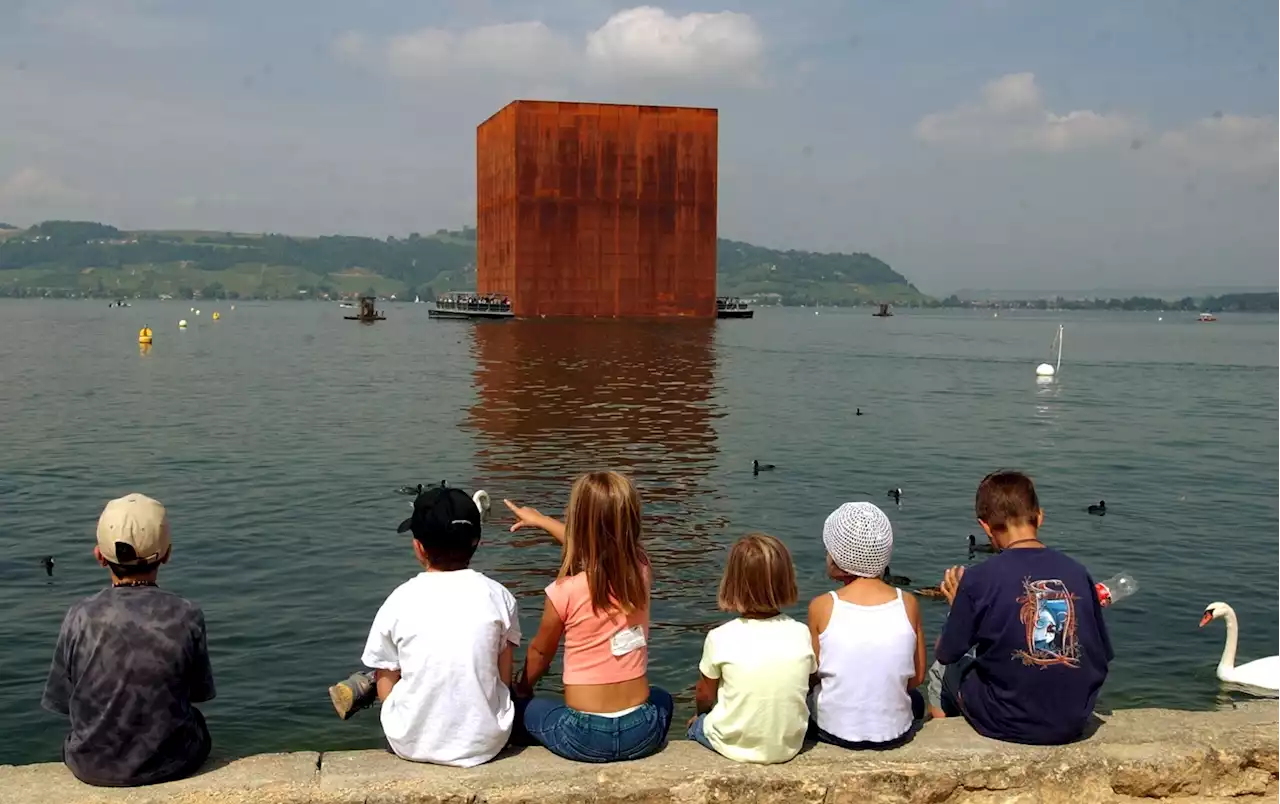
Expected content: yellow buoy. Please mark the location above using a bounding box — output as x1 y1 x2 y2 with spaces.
138 326 153 345
212 311 221 321
179 319 188 329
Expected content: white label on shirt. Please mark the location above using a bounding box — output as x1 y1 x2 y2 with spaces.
610 625 647 657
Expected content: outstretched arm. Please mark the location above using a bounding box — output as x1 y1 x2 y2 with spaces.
504 499 566 545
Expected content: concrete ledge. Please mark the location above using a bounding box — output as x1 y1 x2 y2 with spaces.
2 704 1276 803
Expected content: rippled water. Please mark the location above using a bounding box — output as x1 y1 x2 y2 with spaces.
1 300 1276 766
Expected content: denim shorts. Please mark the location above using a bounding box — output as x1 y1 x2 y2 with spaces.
517 687 673 763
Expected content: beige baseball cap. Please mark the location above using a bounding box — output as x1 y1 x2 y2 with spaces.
96 493 171 565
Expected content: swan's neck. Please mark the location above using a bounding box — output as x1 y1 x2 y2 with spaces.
1218 609 1239 672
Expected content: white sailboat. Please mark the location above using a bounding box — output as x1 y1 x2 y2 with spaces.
1035 324 1063 378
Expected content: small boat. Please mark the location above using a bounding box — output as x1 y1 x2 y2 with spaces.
338 301 355 309
872 302 893 317
716 297 754 319
343 296 386 323
414 295 425 304
1198 313 1217 322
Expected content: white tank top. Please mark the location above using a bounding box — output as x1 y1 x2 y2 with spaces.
811 589 917 743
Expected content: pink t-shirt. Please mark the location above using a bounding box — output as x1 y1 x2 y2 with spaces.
545 571 650 686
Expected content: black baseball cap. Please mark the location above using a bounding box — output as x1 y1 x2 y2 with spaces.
397 485 482 545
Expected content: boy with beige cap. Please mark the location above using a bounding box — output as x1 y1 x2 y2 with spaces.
42 493 216 787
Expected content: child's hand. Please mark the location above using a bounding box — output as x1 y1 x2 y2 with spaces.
940 566 965 605
504 499 545 533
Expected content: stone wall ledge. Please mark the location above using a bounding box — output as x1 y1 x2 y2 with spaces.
2 703 1276 804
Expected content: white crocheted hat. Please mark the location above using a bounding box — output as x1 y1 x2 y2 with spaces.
823 502 893 577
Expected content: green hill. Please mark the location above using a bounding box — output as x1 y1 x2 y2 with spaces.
0 221 927 305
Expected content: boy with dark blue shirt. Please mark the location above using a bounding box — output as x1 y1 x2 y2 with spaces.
929 471 1112 745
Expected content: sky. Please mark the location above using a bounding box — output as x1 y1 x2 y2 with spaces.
0 0 1275 293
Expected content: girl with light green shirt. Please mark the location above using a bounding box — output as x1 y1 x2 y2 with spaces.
687 533 816 763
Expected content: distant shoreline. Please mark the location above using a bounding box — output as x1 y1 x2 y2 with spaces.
2 294 1276 313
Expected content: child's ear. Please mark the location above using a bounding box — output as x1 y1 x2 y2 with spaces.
977 519 995 539
93 546 109 568
1035 509 1045 528
412 539 427 563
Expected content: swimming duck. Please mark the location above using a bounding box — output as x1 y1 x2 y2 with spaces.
881 566 911 587
752 460 776 475
1087 500 1106 516
967 534 997 555
887 488 902 505
40 556 55 577
914 586 947 600
396 484 424 496
856 408 864 416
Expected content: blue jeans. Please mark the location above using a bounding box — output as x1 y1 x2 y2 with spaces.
687 713 715 751
517 687 673 763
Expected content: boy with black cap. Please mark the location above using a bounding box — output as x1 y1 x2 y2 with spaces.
335 484 520 767
42 493 215 787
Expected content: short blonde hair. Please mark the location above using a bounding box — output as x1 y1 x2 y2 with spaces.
717 533 798 616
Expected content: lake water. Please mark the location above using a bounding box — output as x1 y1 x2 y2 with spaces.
0 300 1276 766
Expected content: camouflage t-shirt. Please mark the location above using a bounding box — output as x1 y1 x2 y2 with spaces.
41 585 216 787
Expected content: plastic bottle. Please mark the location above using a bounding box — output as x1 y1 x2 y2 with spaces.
1095 573 1138 607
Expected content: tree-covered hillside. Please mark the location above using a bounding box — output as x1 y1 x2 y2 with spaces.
0 221 927 304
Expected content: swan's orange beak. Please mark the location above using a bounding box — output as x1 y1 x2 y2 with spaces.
1198 611 1213 627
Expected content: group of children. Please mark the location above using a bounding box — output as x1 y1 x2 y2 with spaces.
43 470 1112 786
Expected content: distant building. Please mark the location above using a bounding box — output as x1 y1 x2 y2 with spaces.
476 100 719 318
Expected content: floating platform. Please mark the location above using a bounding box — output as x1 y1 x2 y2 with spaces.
429 294 754 321
344 296 386 323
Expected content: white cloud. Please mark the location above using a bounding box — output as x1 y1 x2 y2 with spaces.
334 6 764 87
387 22 576 80
914 72 1139 152
0 168 84 204
585 7 764 82
1151 113 1278 175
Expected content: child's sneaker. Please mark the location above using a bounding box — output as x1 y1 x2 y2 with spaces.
328 670 376 720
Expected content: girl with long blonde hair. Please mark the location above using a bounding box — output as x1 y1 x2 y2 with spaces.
504 471 672 762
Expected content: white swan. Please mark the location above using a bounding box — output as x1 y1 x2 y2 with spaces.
472 490 492 524
1200 602 1280 691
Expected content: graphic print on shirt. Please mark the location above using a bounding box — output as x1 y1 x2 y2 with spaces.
1013 577 1080 668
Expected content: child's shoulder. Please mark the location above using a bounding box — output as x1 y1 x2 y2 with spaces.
806 590 836 614
469 569 518 602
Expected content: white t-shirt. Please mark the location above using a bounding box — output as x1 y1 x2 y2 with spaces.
699 615 816 764
362 569 521 767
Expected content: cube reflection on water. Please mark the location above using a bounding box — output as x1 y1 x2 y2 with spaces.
465 319 727 623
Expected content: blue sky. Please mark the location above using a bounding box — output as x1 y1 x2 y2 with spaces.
0 0 1275 292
